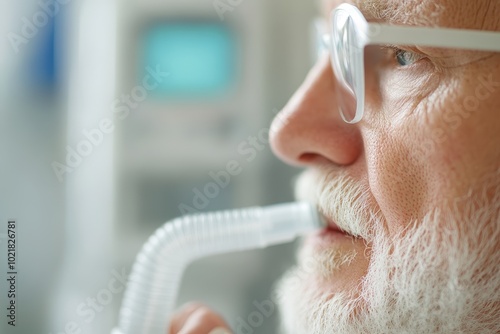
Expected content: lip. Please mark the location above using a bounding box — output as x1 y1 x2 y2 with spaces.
318 214 351 236
322 217 344 234
305 215 356 249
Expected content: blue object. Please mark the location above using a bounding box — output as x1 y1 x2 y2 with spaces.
142 22 237 99
27 16 57 90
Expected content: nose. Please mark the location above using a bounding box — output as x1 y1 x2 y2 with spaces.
270 56 363 167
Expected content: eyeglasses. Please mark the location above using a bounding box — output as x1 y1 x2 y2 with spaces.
314 3 500 124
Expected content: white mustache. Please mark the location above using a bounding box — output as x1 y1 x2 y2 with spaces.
294 168 381 241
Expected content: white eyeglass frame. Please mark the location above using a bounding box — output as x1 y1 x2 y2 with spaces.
321 3 500 124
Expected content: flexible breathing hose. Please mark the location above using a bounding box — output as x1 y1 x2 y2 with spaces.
112 202 324 334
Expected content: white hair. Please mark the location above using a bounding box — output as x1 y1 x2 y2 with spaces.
276 170 500 333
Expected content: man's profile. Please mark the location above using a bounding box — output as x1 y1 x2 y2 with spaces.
169 0 500 332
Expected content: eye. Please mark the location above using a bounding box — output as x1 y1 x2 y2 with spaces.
395 49 423 66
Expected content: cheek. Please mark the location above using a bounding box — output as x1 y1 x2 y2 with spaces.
365 130 431 232
417 67 500 193
363 79 458 231
364 67 500 232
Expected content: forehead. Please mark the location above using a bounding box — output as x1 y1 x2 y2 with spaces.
321 0 499 31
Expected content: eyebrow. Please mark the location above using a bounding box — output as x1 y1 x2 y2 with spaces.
353 0 387 20
321 0 386 20
321 0 411 23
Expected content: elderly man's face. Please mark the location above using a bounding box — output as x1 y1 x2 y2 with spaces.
270 0 500 333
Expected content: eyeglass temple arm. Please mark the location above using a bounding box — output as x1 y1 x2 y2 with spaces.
367 24 500 52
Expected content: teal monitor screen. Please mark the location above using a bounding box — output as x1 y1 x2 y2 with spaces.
142 22 237 99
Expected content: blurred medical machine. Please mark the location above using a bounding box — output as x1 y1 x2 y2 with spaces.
55 0 272 332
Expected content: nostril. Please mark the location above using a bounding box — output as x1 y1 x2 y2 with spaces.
299 153 320 164
298 153 334 166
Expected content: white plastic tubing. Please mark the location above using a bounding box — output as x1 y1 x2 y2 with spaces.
112 202 323 334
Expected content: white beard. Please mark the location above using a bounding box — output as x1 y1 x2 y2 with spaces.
275 169 500 334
